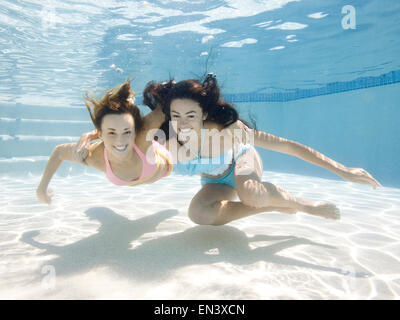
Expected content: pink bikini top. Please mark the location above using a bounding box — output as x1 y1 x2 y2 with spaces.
104 140 172 186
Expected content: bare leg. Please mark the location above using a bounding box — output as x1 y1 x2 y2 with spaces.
234 147 340 220
188 184 295 226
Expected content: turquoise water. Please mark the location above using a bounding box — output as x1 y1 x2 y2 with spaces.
1 0 399 186
0 0 400 299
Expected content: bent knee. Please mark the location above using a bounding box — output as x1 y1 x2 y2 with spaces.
188 203 221 226
236 181 270 208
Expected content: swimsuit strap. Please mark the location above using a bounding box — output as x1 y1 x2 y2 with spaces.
157 149 174 178
132 143 157 178
150 140 174 178
104 147 141 186
104 142 160 186
127 141 173 185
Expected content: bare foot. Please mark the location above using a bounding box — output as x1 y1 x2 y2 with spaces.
303 201 341 220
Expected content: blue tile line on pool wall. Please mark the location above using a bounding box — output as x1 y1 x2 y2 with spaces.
1 70 398 109
134 70 400 105
222 70 400 103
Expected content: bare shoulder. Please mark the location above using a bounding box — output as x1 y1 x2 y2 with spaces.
204 121 233 142
203 120 224 131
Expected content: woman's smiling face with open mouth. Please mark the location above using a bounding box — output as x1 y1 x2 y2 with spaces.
170 98 207 141
99 113 135 159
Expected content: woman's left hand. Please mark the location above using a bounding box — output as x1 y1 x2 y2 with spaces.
339 167 382 189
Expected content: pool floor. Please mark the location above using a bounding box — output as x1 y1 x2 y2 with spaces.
0 171 399 299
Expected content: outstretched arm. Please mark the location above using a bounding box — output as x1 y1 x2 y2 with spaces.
232 120 381 189
37 143 88 204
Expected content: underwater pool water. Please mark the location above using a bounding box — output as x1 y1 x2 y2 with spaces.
0 0 399 299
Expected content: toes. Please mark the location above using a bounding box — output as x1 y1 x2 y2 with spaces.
309 203 341 220
330 211 341 220
327 205 341 220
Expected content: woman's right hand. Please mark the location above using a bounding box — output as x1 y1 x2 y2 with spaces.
73 130 96 163
36 186 54 205
338 167 382 190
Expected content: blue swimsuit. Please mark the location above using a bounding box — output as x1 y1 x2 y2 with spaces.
173 130 251 189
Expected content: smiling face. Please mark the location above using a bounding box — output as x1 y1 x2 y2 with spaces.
170 98 207 140
98 113 135 159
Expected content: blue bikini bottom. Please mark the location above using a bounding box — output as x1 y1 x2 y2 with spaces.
200 144 252 189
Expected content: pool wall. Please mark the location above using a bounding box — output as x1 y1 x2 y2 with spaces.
237 83 400 188
0 83 399 188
